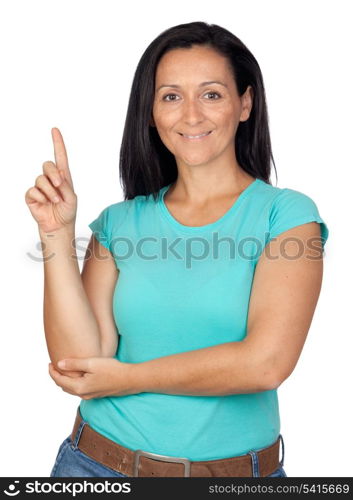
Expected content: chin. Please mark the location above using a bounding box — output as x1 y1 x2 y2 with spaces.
186 160 215 168
179 154 215 167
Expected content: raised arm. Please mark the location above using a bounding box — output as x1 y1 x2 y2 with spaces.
25 128 102 377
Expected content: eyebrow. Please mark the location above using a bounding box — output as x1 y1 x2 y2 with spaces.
156 81 228 92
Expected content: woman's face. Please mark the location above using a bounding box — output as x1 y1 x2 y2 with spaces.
152 45 252 169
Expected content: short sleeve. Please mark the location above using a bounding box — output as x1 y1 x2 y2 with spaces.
267 188 329 248
88 206 111 250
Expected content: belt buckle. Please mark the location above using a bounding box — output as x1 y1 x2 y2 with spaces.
133 449 191 477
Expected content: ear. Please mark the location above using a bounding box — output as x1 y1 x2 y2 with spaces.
149 116 156 127
239 86 253 122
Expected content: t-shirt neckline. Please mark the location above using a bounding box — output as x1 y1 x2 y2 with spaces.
158 178 261 232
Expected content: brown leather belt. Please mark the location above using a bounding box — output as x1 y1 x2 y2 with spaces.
70 408 281 477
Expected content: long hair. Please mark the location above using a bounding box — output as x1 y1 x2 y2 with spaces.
119 21 278 201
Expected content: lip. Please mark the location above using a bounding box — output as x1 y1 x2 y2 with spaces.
179 131 213 140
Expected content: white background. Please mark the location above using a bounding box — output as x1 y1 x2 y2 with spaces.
0 0 351 477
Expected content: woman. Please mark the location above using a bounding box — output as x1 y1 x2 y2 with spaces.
25 22 329 478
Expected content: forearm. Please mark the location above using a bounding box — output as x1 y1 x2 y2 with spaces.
50 340 278 399
40 225 101 369
132 340 276 396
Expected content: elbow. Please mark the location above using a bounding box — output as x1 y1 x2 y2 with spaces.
255 357 289 392
100 345 117 358
263 375 282 391
260 366 291 391
99 336 118 358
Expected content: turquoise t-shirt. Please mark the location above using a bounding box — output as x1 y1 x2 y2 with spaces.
80 178 329 461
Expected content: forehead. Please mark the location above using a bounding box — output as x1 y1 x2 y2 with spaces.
155 46 233 82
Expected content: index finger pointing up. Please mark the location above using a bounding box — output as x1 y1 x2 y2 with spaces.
51 127 74 188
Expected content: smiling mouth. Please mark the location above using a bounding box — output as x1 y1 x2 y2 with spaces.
179 131 213 139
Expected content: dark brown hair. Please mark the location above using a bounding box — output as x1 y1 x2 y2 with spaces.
119 21 278 200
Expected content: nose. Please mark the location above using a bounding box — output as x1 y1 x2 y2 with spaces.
182 97 204 127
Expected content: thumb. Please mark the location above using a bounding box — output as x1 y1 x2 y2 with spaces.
57 171 76 201
57 358 91 371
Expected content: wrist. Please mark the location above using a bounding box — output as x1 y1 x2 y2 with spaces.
122 361 145 395
38 223 75 238
38 224 77 262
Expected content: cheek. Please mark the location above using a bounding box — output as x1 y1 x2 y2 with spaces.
155 123 173 144
153 115 179 146
153 101 182 128
153 115 169 136
153 120 178 152
212 104 239 125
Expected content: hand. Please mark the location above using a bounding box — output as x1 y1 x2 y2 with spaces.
25 127 77 233
48 357 136 399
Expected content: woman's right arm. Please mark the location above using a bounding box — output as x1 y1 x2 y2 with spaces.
39 224 102 372
25 127 102 377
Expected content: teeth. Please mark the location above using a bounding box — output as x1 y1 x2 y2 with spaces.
183 131 211 139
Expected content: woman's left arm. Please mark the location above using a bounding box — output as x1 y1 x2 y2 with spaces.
49 222 324 398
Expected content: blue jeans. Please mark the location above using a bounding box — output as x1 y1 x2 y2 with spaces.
50 435 128 477
50 416 287 477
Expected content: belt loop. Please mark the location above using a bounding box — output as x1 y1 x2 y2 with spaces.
279 434 285 467
247 450 260 477
71 408 87 451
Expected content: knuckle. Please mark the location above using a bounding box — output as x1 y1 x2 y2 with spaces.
42 161 55 170
35 174 45 184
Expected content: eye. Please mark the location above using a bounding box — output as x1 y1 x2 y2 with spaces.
162 94 180 102
204 91 221 99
